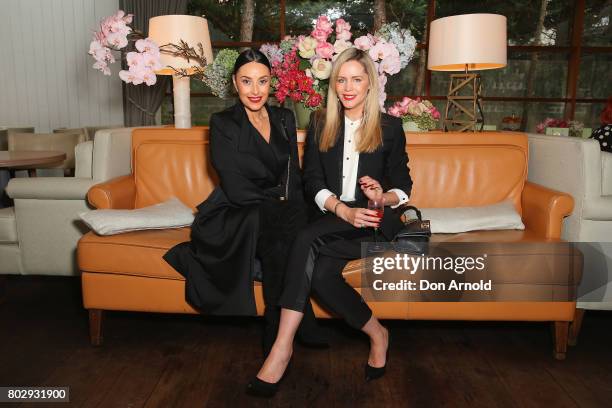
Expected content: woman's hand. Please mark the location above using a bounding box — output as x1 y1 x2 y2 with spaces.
337 205 381 229
359 176 383 201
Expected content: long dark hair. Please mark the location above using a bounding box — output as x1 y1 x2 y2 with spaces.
232 48 271 75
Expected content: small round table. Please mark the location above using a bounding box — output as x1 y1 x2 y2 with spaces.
0 150 67 177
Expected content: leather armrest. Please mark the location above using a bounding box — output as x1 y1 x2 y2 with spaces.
521 181 574 240
87 175 136 209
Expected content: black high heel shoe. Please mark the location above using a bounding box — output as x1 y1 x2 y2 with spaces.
246 362 291 398
246 376 280 398
365 331 390 382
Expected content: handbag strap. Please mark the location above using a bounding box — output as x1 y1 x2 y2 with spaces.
403 205 423 221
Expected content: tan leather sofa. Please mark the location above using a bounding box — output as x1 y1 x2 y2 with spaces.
78 128 578 359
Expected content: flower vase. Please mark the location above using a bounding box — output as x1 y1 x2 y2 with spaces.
402 121 420 132
293 102 311 130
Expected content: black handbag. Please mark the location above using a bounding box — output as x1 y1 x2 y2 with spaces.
393 205 431 255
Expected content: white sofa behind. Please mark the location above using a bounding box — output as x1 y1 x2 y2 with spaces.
4 127 135 276
527 133 612 310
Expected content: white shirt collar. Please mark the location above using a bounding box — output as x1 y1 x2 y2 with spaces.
344 115 362 127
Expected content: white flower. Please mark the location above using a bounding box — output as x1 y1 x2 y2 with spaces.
310 58 332 80
298 36 318 59
333 39 352 55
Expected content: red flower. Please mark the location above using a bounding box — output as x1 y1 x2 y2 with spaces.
271 48 323 109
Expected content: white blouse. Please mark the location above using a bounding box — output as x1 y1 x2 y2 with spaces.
314 116 409 212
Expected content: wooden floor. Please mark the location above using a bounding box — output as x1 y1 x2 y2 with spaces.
1 276 611 408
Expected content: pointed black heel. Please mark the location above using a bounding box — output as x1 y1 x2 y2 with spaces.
246 362 291 398
365 330 390 382
246 376 280 398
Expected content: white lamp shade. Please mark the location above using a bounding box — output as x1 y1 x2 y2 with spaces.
428 13 507 71
148 15 214 75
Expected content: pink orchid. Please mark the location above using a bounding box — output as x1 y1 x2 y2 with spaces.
379 90 387 111
379 55 401 75
106 32 128 49
315 41 334 59
369 41 398 61
141 69 157 86
135 38 159 54
93 60 111 76
142 51 162 71
354 35 372 51
378 73 388 89
126 51 145 68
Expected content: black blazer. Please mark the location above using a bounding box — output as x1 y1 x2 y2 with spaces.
302 112 413 239
206 102 304 208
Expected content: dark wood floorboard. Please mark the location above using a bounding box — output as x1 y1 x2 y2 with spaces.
0 275 611 407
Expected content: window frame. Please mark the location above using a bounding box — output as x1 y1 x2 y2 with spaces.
173 0 611 125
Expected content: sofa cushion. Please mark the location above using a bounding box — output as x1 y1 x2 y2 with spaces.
79 197 194 236
79 227 580 296
417 201 525 233
0 206 18 243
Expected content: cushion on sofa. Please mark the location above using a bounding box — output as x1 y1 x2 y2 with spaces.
79 197 194 236
415 201 525 234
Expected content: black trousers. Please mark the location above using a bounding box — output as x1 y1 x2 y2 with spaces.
257 200 321 350
279 213 373 330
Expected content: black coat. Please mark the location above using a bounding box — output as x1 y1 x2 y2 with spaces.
303 112 413 240
163 103 304 315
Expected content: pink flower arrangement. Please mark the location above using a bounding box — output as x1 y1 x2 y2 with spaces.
535 117 569 133
89 10 161 86
388 97 440 130
260 16 416 111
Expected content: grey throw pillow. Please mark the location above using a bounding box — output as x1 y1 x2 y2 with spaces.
411 201 525 234
80 197 194 236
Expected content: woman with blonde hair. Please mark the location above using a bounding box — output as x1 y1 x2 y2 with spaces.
247 48 412 397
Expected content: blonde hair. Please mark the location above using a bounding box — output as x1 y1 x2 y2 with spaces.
318 48 382 153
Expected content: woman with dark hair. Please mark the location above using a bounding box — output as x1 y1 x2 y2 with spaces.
164 49 325 355
248 48 412 397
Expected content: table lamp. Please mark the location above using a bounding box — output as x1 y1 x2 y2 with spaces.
148 15 213 129
428 14 507 132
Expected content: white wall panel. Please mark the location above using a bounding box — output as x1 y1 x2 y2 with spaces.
0 0 123 132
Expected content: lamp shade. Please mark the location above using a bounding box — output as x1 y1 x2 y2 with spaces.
148 15 214 75
428 13 507 71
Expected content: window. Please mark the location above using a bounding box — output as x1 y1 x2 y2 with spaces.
163 0 611 130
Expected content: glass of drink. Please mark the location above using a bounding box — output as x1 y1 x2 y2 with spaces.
368 198 384 251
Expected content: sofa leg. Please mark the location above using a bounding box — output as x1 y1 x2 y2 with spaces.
553 321 569 360
568 308 585 346
89 309 104 346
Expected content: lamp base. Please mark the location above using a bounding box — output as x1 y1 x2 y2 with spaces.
443 73 484 132
172 76 191 129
